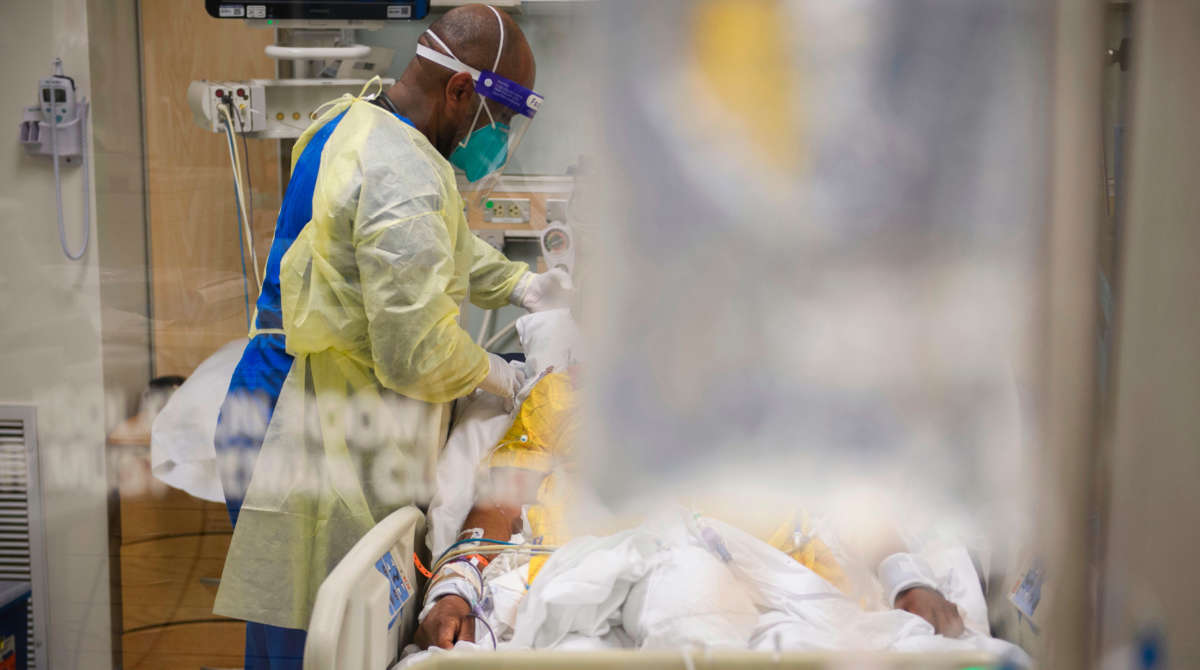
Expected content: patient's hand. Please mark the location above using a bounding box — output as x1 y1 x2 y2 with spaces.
414 595 475 650
894 586 964 638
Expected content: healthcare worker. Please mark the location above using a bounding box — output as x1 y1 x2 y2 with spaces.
211 5 569 667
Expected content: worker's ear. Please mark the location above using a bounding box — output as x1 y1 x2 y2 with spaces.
445 71 476 109
444 71 478 148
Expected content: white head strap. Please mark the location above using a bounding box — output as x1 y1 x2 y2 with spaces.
415 4 506 81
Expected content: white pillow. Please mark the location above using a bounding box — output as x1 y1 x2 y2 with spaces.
150 338 247 502
426 391 514 556
515 308 581 378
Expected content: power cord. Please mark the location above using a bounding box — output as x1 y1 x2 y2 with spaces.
217 100 261 288
48 100 90 260
218 102 256 328
232 97 255 241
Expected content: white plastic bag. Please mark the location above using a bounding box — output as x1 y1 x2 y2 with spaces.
150 338 246 502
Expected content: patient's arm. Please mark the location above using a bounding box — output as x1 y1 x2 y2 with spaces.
454 466 539 557
415 503 524 649
845 522 965 637
413 594 474 649
415 470 538 649
459 502 524 554
894 586 964 637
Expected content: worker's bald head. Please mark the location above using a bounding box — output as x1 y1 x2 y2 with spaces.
389 4 536 158
424 4 535 89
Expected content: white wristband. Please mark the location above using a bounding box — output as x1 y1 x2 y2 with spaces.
878 552 938 607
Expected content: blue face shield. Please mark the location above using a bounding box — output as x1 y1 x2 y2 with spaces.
414 9 543 204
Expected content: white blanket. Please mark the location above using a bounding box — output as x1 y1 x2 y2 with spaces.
407 305 1029 666
399 514 1030 667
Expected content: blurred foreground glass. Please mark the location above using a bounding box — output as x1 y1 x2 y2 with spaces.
578 0 1051 588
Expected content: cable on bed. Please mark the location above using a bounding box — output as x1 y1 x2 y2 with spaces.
470 605 499 650
437 537 521 561
432 542 559 575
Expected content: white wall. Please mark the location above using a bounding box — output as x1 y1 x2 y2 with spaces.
0 0 112 667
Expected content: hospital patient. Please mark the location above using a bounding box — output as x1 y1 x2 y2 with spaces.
416 369 579 649
413 368 970 652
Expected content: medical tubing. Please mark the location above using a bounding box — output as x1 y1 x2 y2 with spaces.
222 117 253 329
470 609 498 650
235 103 255 233
230 104 255 326
423 556 506 649
229 104 260 287
221 111 252 282
219 104 262 288
435 537 518 564
222 103 249 243
218 106 246 224
233 180 252 330
432 546 557 575
49 101 90 260
432 541 557 575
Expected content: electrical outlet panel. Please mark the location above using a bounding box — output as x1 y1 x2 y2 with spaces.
545 198 569 224
187 81 266 133
483 197 531 224
187 78 396 139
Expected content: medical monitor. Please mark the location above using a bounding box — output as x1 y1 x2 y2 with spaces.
205 1 430 21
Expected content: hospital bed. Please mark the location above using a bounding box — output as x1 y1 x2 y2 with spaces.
399 651 1001 670
304 506 425 670
151 322 1027 669
301 508 1006 670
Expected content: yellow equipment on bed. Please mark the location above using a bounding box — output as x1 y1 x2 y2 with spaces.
484 372 855 590
488 372 577 582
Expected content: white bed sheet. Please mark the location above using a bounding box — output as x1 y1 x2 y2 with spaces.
407 306 1029 666
399 513 1030 668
